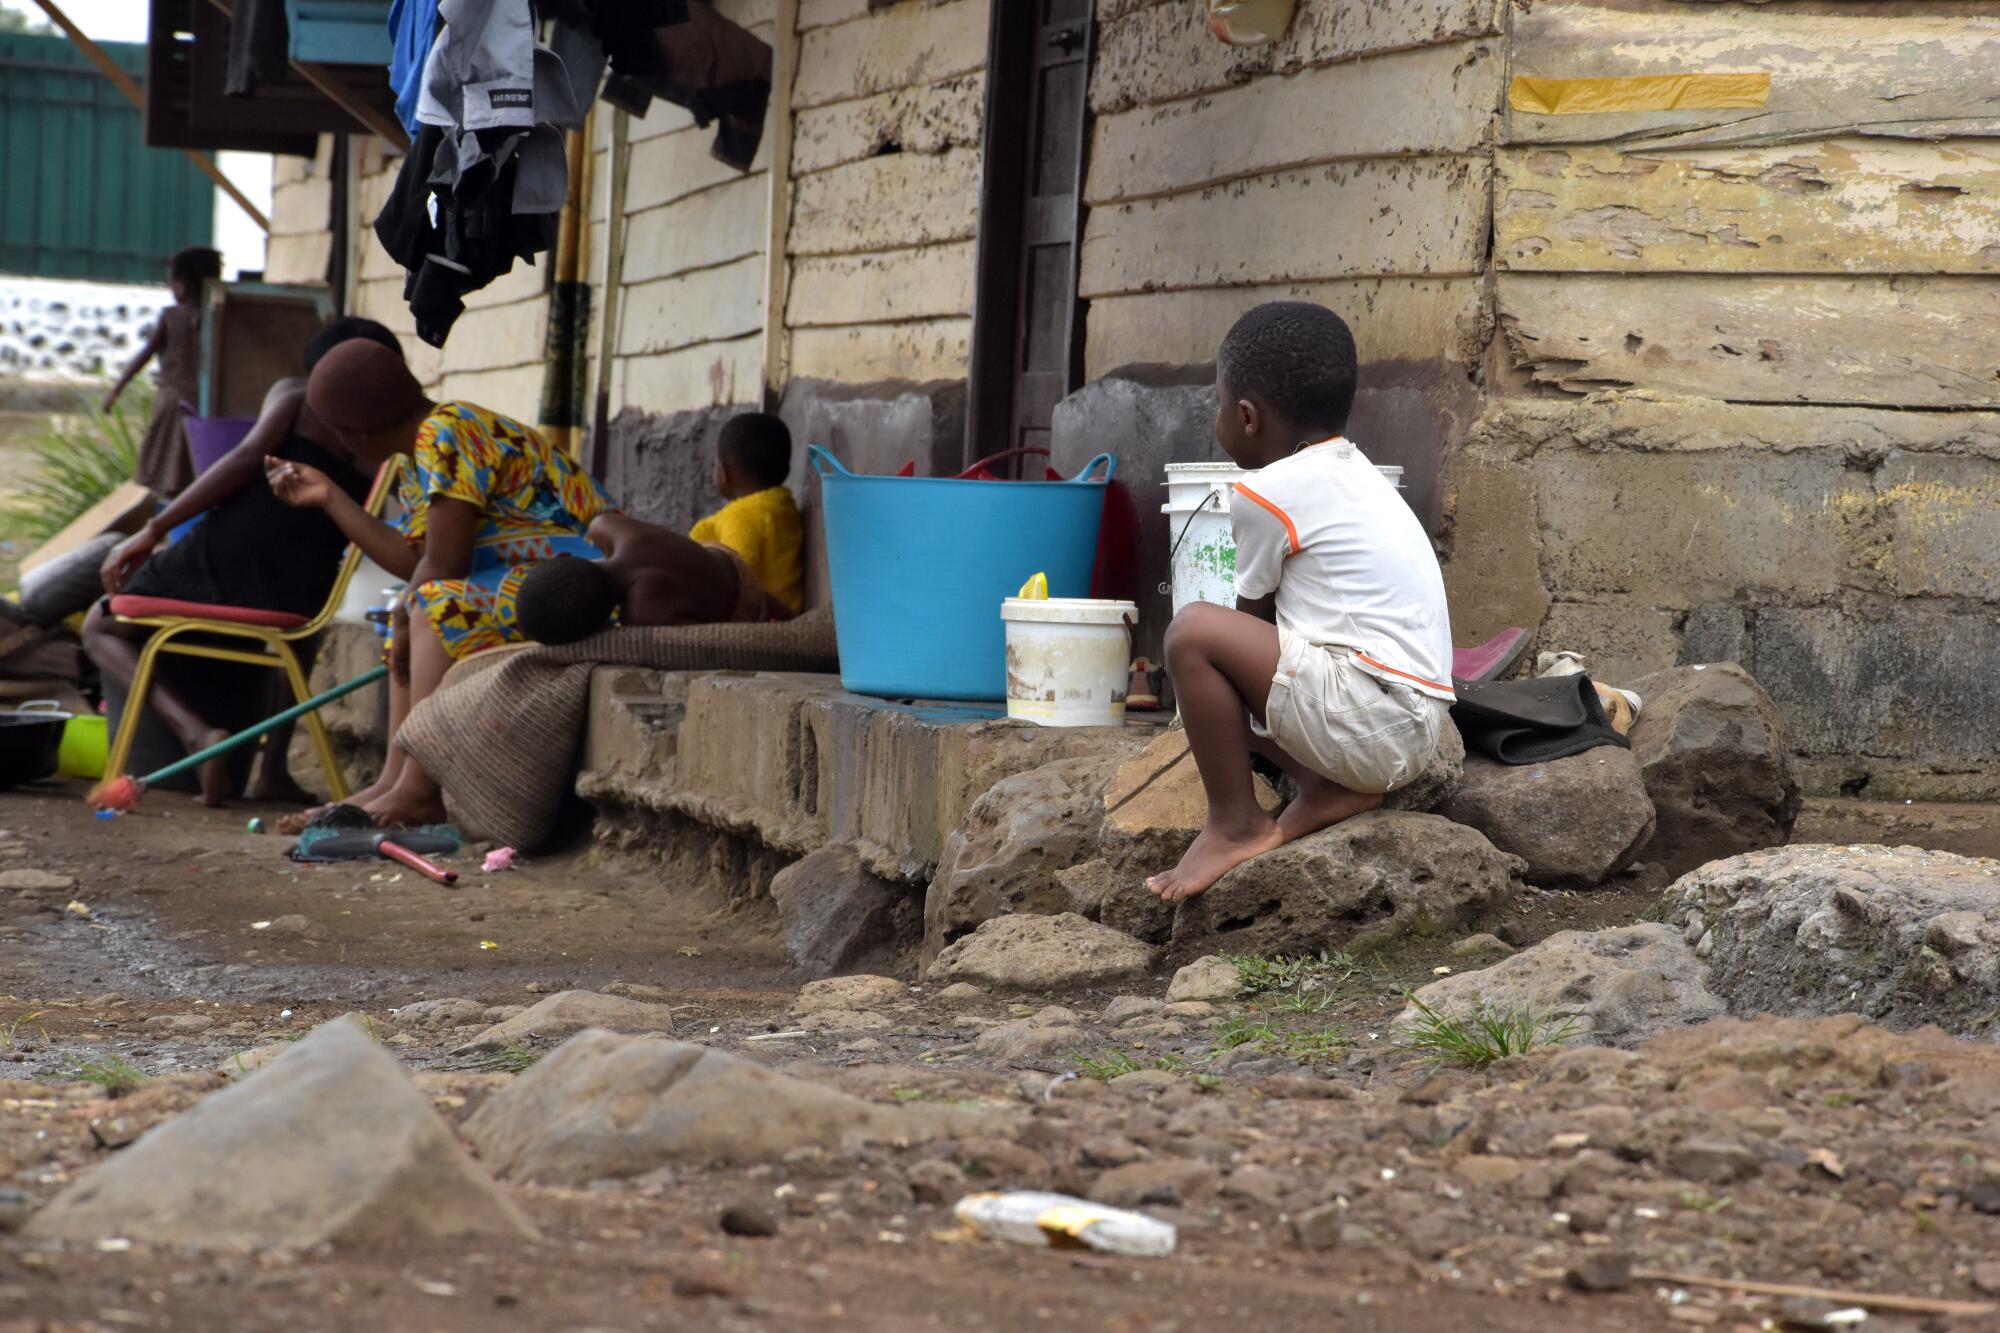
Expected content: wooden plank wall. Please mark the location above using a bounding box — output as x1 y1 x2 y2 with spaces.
265 150 333 287
590 0 775 415
1078 0 1504 378
782 0 989 383
1494 0 2000 410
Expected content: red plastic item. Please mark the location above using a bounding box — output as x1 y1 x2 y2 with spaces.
108 595 310 630
897 447 1135 599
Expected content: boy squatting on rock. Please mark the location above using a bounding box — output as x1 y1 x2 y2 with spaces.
1145 301 1456 904
509 412 805 642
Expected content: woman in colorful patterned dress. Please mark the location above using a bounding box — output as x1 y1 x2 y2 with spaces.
267 338 613 827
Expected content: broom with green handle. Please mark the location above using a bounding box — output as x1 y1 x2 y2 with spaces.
88 665 389 812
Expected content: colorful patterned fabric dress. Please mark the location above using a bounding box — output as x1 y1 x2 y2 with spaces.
396 401 613 660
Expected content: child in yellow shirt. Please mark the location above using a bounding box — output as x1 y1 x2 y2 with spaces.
512 412 805 644
691 413 804 613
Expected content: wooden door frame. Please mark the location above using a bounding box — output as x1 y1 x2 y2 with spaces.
964 0 1093 471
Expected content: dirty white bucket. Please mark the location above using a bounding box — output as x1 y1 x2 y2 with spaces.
1000 597 1137 727
1161 462 1245 617
1161 459 1405 614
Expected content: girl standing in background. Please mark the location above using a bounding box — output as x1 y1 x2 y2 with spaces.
103 245 222 500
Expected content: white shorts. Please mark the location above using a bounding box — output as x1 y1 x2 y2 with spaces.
1256 630 1449 794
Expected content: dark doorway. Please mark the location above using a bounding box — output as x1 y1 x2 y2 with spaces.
965 0 1093 469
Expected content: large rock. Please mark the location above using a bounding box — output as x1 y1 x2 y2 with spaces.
1382 718 1465 813
771 843 921 978
1171 811 1523 959
924 754 1128 962
1438 749 1656 889
1055 857 1177 944
926 912 1156 991
464 1029 992 1183
792 974 908 1014
1166 955 1240 1003
1096 731 1281 876
1667 844 2000 1033
1394 924 1724 1045
454 990 676 1053
26 1018 535 1249
1627 663 1801 877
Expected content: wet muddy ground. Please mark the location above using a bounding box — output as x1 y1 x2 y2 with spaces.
5 783 2000 1331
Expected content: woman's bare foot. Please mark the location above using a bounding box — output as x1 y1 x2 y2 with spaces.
363 788 448 829
361 761 448 830
1146 815 1287 903
1275 779 1382 843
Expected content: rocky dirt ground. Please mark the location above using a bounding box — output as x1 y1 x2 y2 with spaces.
5 785 2000 1331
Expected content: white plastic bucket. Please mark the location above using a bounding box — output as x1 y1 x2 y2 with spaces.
1000 597 1138 727
1161 462 1245 616
1161 459 1406 615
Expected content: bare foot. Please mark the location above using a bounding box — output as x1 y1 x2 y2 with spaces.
362 764 448 829
363 790 448 829
1275 778 1382 843
187 729 232 808
1146 815 1287 903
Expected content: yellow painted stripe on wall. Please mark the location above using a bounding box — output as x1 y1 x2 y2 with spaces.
1509 73 1771 115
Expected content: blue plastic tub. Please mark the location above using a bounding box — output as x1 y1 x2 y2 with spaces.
809 445 1114 701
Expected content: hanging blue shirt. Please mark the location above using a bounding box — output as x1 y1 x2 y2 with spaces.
388 0 441 135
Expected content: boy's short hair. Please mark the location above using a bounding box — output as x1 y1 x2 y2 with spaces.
169 246 223 296
1216 301 1358 437
718 413 792 490
515 555 619 645
303 317 401 373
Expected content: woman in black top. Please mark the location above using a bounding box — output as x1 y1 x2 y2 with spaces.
82 318 394 806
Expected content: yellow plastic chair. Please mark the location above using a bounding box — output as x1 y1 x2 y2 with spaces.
103 459 401 799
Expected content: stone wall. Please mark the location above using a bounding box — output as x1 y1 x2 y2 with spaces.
0 277 170 381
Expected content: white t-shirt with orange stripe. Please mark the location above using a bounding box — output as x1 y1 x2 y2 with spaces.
1232 437 1456 702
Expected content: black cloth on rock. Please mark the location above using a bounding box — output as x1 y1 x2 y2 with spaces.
122 434 372 618
1449 674 1629 766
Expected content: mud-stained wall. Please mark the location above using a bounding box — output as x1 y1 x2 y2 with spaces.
1080 0 1498 380
590 0 774 418
781 0 987 385
1447 0 2000 799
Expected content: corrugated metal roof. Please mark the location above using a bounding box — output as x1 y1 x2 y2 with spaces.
0 31 214 283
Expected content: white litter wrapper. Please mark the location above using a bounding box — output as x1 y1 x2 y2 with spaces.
954 1190 1177 1257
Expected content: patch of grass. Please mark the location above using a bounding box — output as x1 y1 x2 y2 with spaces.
1 1011 47 1051
3 387 147 546
1192 1073 1224 1093
1679 1189 1732 1215
1209 1011 1349 1068
1397 992 1580 1068
1268 1028 1350 1064
1213 1015 1279 1050
1227 950 1358 996
890 1087 927 1103
65 1053 147 1095
1072 1049 1143 1081
485 1041 539 1074
1268 987 1338 1016
1823 1092 1858 1109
